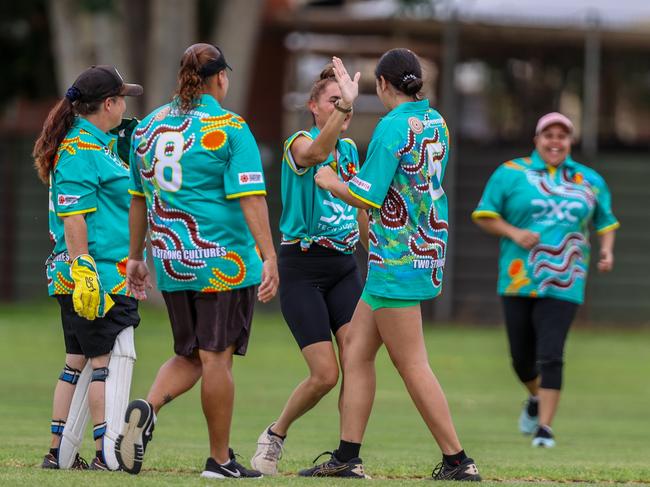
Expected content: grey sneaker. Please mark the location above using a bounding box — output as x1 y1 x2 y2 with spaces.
250 423 284 475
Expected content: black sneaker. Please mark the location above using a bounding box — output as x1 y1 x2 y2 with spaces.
41 453 59 469
41 452 88 470
298 451 370 478
201 448 263 479
115 399 156 475
432 457 481 481
89 456 109 471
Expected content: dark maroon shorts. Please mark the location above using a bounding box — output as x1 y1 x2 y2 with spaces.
162 286 256 357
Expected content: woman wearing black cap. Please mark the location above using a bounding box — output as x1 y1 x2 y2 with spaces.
33 65 143 470
116 43 278 479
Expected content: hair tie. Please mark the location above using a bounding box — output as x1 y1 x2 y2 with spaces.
65 86 81 102
401 73 417 83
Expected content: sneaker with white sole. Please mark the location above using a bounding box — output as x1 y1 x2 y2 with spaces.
519 398 539 435
250 423 284 475
115 399 156 474
531 425 556 448
432 457 482 481
201 448 263 479
298 451 370 478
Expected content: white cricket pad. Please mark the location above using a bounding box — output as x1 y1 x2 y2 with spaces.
58 363 92 469
103 326 136 470
58 326 136 470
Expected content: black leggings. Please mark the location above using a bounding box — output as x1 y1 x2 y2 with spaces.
279 243 362 349
501 296 579 390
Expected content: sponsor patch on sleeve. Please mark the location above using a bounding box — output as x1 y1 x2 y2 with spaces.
238 172 264 185
57 194 80 207
350 176 372 192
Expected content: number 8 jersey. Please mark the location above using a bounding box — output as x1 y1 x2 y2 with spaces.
129 94 267 292
348 100 449 300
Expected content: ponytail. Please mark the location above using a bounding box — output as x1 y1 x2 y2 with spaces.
175 43 226 113
33 98 77 184
175 55 204 113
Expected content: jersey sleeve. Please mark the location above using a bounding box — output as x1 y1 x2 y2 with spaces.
591 173 620 234
54 154 99 217
472 165 509 220
348 137 399 209
224 122 267 199
128 131 145 197
282 131 313 176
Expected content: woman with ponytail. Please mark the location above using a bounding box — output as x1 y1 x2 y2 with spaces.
34 65 143 471
250 57 366 476
117 43 278 479
303 48 482 481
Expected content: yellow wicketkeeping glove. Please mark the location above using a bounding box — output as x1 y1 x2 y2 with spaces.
70 254 115 320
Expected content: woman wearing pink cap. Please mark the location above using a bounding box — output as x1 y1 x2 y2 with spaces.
472 112 619 447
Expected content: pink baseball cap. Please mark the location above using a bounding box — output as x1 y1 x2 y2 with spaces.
535 112 574 135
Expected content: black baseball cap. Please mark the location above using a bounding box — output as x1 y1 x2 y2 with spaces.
68 65 143 102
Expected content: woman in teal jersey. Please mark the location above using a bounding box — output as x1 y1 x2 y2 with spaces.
251 59 368 476
33 65 143 470
472 112 618 448
301 49 480 481
119 43 278 479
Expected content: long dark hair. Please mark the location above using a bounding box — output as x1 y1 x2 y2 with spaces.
175 43 225 113
33 97 103 184
375 48 423 98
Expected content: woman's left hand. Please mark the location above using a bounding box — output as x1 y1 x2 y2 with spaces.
332 56 360 107
597 248 614 272
315 166 338 191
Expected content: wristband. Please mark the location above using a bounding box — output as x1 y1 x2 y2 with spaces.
334 99 353 114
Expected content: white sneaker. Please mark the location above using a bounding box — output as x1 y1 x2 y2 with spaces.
250 423 284 476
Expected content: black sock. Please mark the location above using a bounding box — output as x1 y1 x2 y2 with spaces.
443 450 467 467
334 440 361 462
49 448 58 458
268 426 286 440
527 397 539 416
96 450 104 463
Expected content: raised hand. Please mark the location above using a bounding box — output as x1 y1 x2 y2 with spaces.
332 56 361 107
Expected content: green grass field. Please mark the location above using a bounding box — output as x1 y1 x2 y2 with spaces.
0 300 648 486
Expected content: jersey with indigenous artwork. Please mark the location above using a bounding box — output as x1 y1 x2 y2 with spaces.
129 94 266 292
472 151 619 304
348 100 449 300
280 126 359 253
46 117 132 296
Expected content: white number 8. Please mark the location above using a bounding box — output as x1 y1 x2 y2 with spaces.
426 142 445 201
154 132 184 192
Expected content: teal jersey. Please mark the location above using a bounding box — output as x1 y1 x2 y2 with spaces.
279 126 360 253
46 117 132 296
129 94 266 292
348 100 450 300
473 151 620 304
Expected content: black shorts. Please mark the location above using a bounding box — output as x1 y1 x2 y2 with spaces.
57 294 140 358
162 286 256 357
279 243 362 349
